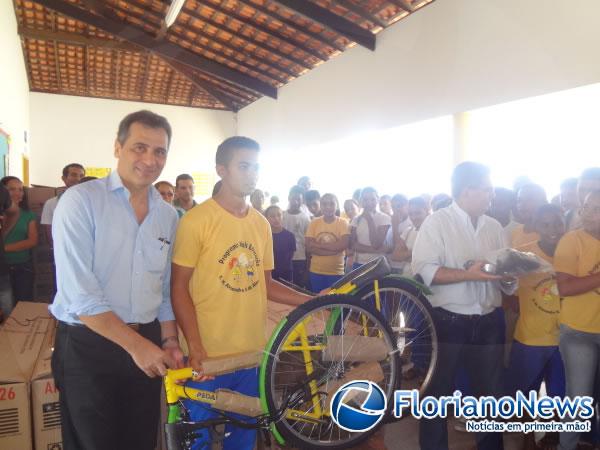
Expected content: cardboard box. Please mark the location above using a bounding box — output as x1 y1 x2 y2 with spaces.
0 302 53 450
26 187 57 218
31 321 61 450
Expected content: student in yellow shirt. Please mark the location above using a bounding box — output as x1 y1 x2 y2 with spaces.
511 183 548 248
171 136 312 450
555 190 600 450
506 204 566 450
305 193 350 292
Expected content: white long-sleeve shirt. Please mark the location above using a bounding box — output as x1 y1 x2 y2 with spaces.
411 202 508 315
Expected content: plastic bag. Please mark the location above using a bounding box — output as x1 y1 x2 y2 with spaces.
484 248 554 277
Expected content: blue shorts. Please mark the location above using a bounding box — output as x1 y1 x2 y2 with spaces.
182 367 259 450
506 340 565 397
309 272 342 293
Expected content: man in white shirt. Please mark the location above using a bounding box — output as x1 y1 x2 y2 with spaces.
412 162 508 450
350 187 391 268
40 163 85 244
282 185 311 288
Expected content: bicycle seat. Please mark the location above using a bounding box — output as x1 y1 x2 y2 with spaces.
330 256 391 291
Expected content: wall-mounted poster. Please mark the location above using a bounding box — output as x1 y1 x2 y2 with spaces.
85 167 112 179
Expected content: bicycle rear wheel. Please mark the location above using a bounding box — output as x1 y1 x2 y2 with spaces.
354 276 438 398
261 295 400 449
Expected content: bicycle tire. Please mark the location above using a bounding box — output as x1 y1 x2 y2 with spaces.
353 276 438 399
262 294 400 449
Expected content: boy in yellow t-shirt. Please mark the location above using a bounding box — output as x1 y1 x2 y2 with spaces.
506 204 566 449
171 137 312 450
305 193 350 292
554 190 600 450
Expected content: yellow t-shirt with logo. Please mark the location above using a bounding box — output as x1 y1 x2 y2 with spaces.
305 217 350 275
172 199 274 357
554 229 600 333
511 224 540 248
513 242 560 346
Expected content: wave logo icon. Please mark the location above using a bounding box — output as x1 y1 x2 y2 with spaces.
330 380 387 432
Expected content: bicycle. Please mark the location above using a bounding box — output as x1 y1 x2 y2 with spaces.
164 256 437 449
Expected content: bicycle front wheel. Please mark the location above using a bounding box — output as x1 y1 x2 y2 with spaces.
262 294 400 449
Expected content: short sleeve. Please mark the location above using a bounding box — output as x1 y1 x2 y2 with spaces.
554 232 579 277
172 213 203 268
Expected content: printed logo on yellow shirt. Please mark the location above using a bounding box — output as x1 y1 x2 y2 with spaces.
218 241 262 293
590 262 600 296
532 276 561 315
316 232 338 244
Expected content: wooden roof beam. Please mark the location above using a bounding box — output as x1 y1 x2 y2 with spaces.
334 0 388 28
18 26 139 52
272 0 376 51
32 0 277 98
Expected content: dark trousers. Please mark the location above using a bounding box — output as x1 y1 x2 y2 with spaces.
8 261 34 302
292 259 308 289
52 320 162 450
419 307 505 450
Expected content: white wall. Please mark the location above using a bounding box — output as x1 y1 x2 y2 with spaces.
0 1 30 177
29 93 236 187
238 0 600 155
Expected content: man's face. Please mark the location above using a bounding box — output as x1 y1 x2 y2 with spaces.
488 191 515 222
307 199 321 217
157 184 174 204
176 180 195 202
535 211 565 246
581 192 600 236
321 196 337 218
408 205 429 229
217 148 259 197
344 200 359 219
391 198 408 218
114 123 168 190
517 187 546 224
578 178 600 206
560 185 578 211
288 193 303 212
266 208 283 229
62 167 85 188
464 177 494 217
361 192 378 213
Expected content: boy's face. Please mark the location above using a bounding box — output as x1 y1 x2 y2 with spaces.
535 211 565 246
581 192 600 235
321 196 336 217
391 199 408 217
578 178 600 206
288 193 302 211
217 148 259 197
361 192 378 212
517 187 546 224
266 209 283 229
379 198 392 214
344 200 358 218
408 205 429 229
307 199 321 216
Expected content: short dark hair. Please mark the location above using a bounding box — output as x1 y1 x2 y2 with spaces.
560 178 578 191
297 176 310 186
1 176 29 210
212 180 222 197
533 203 564 224
305 190 321 203
215 136 260 166
391 194 408 206
451 161 490 199
264 205 282 217
408 196 428 209
175 174 194 187
580 167 600 181
117 110 172 147
288 185 305 198
360 186 378 200
154 180 174 189
517 183 547 203
62 163 85 178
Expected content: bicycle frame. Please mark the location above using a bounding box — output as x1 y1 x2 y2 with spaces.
165 268 432 447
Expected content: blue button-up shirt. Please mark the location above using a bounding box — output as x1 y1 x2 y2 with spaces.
49 171 178 324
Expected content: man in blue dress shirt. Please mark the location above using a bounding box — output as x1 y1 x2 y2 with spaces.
50 110 183 450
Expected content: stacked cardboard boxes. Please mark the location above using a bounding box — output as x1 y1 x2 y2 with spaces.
0 302 54 450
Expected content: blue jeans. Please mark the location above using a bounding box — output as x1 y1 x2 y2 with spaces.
183 367 258 450
559 325 600 450
419 307 505 450
506 340 565 397
309 272 342 293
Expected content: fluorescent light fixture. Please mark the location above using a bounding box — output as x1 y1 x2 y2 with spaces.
165 0 185 28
